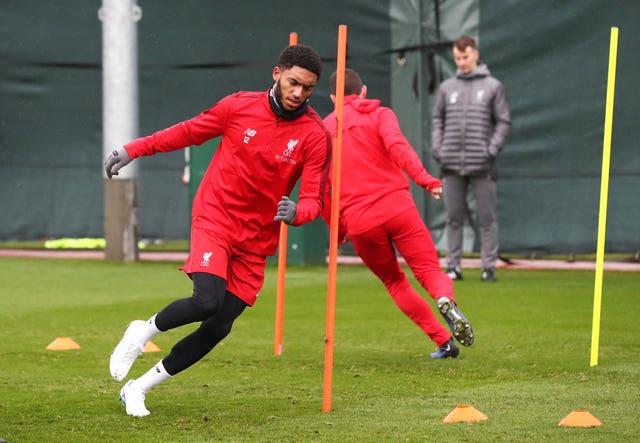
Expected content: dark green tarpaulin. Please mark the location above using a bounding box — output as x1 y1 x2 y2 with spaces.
1 0 638 256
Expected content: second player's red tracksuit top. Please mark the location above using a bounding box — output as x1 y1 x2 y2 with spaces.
125 89 332 256
323 95 437 236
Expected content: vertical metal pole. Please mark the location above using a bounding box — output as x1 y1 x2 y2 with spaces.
100 0 141 261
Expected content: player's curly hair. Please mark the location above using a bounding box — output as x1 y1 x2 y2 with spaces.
277 45 322 79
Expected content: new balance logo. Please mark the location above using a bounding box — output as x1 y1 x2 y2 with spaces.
201 252 213 267
243 128 257 144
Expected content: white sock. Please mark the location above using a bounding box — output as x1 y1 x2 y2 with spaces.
136 360 172 394
136 314 162 345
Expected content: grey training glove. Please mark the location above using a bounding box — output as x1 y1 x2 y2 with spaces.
274 196 297 225
104 147 132 179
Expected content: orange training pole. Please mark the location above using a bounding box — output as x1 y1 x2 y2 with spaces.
274 31 298 356
323 24 347 413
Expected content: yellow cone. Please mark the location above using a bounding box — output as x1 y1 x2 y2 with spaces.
46 337 81 350
142 340 161 353
443 405 489 422
558 410 604 427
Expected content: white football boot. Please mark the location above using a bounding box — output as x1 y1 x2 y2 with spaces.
119 379 150 417
110 320 146 381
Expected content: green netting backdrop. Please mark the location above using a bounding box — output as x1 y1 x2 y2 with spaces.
1 0 638 257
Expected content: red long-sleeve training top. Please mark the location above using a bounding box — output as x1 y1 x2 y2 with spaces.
125 90 332 256
323 95 436 235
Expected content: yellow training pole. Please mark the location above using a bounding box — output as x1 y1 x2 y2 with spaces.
323 24 347 413
590 27 618 367
274 31 298 356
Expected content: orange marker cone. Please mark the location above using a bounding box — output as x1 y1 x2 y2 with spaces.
443 405 489 422
558 410 604 427
142 341 161 353
46 337 81 350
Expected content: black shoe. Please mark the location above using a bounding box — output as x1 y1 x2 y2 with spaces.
446 267 463 281
481 269 496 282
429 338 459 359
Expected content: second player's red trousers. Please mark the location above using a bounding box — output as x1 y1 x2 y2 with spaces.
350 206 454 346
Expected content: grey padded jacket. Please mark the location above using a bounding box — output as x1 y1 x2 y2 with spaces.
431 64 511 177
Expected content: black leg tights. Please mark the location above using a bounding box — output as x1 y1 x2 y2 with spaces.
156 273 247 375
151 272 247 375
161 290 247 375
155 272 228 331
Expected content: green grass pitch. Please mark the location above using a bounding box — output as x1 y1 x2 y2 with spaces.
0 257 638 442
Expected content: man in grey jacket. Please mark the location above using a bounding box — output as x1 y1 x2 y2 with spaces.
431 35 511 282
